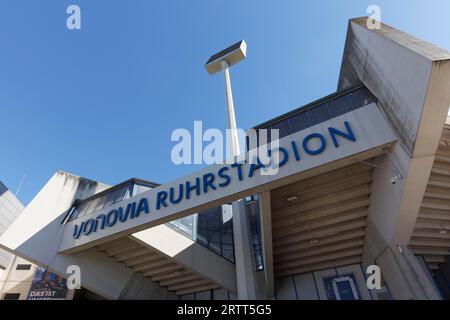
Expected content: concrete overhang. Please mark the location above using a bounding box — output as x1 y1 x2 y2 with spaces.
339 17 450 158
338 18 450 253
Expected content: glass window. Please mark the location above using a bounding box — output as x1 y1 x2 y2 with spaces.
307 102 333 126
288 111 310 133
250 86 377 149
269 121 291 141
16 264 32 271
173 206 235 263
64 182 138 223
221 215 235 262
208 208 222 255
168 219 180 231
3 293 20 300
103 188 120 208
246 197 264 271
64 206 77 223
94 195 108 212
196 210 209 248
132 183 152 196
76 200 93 218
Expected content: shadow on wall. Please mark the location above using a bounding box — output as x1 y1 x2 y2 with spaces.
0 181 8 197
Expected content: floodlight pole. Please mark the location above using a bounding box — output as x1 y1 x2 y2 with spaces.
221 60 241 158
204 41 256 300
220 59 256 300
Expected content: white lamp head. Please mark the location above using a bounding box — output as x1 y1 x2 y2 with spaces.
204 40 247 75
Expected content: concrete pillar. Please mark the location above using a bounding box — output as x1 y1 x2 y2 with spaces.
258 191 275 299
232 199 256 300
376 245 441 300
118 273 177 300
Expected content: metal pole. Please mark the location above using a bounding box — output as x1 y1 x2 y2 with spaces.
220 59 256 299
221 60 240 158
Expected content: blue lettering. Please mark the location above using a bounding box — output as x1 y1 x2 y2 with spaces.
248 157 265 178
83 219 96 235
231 163 244 181
73 222 84 239
303 133 326 155
106 209 119 227
186 177 201 199
169 184 184 204
119 202 136 221
156 191 168 210
328 121 356 147
135 198 149 218
291 141 301 161
218 166 231 187
202 173 216 193
96 214 107 230
268 147 289 168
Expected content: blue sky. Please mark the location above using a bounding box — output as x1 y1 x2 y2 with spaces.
1 0 450 205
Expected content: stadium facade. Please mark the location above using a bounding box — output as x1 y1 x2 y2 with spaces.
2 17 450 300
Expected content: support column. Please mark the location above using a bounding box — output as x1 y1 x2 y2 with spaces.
258 191 275 299
376 245 441 300
232 199 256 300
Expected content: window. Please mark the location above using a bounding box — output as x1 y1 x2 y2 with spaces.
16 264 31 271
323 274 361 300
166 206 235 260
167 214 196 239
246 197 264 271
250 85 377 149
3 293 20 300
64 180 155 223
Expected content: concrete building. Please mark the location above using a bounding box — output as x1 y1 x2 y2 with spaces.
1 17 450 300
0 181 76 300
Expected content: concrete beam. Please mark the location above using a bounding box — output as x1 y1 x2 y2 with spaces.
258 191 274 299
131 224 237 293
376 245 441 300
0 172 139 299
232 199 257 299
339 17 450 157
339 17 450 253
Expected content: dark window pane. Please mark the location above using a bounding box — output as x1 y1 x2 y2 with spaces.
307 103 332 126
179 215 194 238
269 121 290 140
94 195 108 211
246 198 264 271
132 183 151 196
208 208 222 255
288 111 310 133
249 86 377 150
3 293 20 300
196 211 209 247
16 264 31 271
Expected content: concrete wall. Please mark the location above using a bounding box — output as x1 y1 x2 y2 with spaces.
339 18 450 300
119 273 176 300
0 181 25 269
0 171 174 299
132 224 237 293
339 17 450 157
0 256 37 299
0 256 75 300
178 264 383 300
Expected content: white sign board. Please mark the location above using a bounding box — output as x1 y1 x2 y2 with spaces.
59 103 396 253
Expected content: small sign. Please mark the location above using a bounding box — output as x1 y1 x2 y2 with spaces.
323 274 360 300
27 268 68 300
